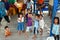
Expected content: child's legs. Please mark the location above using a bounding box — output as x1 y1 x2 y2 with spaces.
32 27 38 39
40 28 43 35
25 27 30 38
56 35 59 40
17 23 22 35
33 27 37 37
29 26 32 32
21 22 24 31
53 34 56 40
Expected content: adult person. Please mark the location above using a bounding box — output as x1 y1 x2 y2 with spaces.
0 0 10 26
26 0 32 10
3 0 10 15
48 0 54 18
37 0 45 13
14 0 23 13
8 0 16 15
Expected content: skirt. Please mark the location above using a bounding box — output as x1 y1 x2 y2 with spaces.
17 22 24 31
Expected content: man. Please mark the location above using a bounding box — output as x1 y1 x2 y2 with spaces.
37 0 45 12
48 0 54 18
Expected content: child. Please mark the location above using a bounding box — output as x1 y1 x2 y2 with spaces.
17 13 24 35
5 26 11 37
39 14 44 35
25 9 31 23
32 14 39 39
25 13 32 39
52 17 59 40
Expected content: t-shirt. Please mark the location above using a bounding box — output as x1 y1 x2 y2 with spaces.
39 18 44 29
52 24 60 35
34 19 39 28
27 2 32 9
17 17 24 22
27 17 32 26
37 0 44 4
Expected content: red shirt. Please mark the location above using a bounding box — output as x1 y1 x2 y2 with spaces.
38 0 44 4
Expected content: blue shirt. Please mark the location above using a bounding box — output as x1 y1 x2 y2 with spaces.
52 24 60 35
0 2 6 17
34 19 39 28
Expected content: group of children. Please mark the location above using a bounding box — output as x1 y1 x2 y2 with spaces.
17 9 45 39
0 0 59 40
4 9 60 40
5 9 45 38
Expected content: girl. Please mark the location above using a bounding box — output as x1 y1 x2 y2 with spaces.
17 13 24 35
39 14 44 35
25 13 32 39
52 17 59 40
32 14 39 39
25 9 31 23
5 26 11 37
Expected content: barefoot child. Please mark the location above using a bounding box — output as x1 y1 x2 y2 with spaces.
25 13 32 39
5 26 11 37
17 13 24 35
39 14 44 35
32 14 39 39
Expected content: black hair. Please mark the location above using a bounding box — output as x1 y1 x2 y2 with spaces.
27 9 31 11
39 14 43 17
35 14 40 17
18 12 23 17
5 26 8 29
54 17 59 24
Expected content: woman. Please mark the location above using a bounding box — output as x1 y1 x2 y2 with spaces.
0 0 10 26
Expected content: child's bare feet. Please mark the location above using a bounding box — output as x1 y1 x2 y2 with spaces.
32 35 37 39
18 31 21 35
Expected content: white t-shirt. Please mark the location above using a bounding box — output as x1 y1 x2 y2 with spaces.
39 18 44 29
17 17 24 22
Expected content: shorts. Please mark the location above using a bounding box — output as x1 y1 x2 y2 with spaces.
17 22 24 31
26 26 32 32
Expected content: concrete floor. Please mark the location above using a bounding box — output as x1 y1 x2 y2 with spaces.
0 13 60 40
